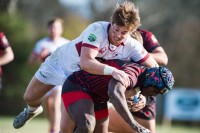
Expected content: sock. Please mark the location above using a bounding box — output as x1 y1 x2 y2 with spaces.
27 105 40 112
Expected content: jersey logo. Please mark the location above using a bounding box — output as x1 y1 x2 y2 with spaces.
39 71 47 78
88 34 96 42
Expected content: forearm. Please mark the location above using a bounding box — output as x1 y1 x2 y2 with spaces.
141 55 159 68
150 47 168 66
108 79 142 131
80 57 109 75
149 52 168 66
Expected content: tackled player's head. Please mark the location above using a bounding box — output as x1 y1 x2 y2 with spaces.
141 66 175 96
111 1 141 32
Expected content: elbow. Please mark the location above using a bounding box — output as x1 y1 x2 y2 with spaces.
159 56 168 66
10 53 14 62
163 57 168 66
80 60 90 71
8 53 14 63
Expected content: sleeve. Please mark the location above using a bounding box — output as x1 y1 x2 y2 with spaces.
32 40 44 55
81 23 105 49
140 29 160 52
121 63 140 88
127 38 150 63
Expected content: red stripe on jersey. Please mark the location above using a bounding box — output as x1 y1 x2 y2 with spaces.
136 53 150 64
75 42 99 56
62 91 92 111
95 109 109 120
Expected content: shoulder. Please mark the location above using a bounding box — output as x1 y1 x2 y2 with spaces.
137 29 153 36
87 21 109 33
125 35 142 48
84 21 109 42
35 37 49 45
60 37 70 43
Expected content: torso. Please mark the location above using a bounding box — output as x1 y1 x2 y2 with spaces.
63 59 145 104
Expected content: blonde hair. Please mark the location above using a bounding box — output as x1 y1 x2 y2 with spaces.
131 31 143 45
111 1 141 31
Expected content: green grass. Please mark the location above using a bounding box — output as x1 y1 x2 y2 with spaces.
0 116 48 133
0 116 200 133
156 124 200 133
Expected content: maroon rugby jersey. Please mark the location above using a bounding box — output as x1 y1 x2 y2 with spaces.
65 59 145 104
0 32 10 77
137 29 160 52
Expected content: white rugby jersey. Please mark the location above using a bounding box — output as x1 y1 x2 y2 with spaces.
33 37 69 56
56 21 149 76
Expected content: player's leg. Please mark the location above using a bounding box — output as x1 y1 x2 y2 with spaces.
93 102 110 133
69 99 96 133
13 76 54 129
108 105 137 133
13 47 66 129
43 85 61 133
61 91 96 133
94 117 109 133
60 101 76 133
24 76 54 107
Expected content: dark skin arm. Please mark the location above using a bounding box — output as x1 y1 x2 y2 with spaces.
108 78 150 133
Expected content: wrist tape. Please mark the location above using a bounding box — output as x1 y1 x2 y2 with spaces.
103 65 115 75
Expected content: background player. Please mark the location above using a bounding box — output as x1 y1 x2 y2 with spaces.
0 32 14 94
28 17 69 133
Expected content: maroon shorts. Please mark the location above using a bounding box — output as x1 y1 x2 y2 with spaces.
62 91 109 120
131 96 156 120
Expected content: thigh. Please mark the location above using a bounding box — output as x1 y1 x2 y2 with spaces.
24 76 54 102
108 105 136 133
61 101 76 133
68 99 95 125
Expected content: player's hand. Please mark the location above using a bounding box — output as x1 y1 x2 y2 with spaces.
127 94 146 112
111 69 130 87
133 122 150 133
40 49 51 61
137 126 150 133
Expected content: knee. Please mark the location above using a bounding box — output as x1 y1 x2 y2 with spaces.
77 116 96 133
23 91 39 105
23 92 31 103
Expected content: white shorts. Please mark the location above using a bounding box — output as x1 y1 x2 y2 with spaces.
35 47 68 86
35 43 81 86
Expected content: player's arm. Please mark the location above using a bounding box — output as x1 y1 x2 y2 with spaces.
108 79 149 133
149 47 168 66
80 47 130 86
129 39 159 68
0 46 14 66
140 54 159 67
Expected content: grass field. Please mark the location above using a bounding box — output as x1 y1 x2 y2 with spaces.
0 116 200 133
